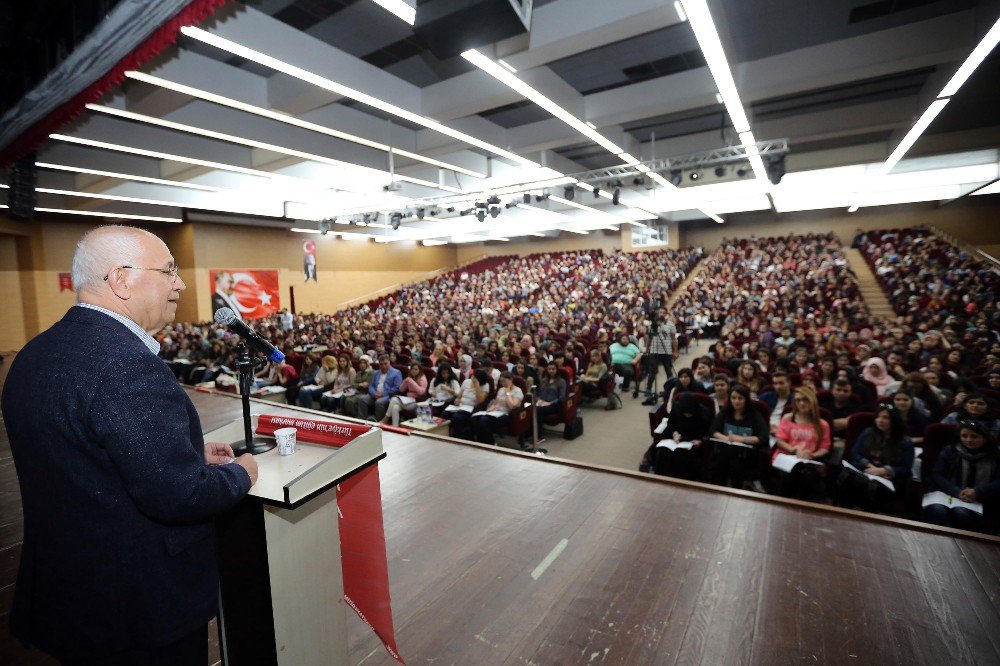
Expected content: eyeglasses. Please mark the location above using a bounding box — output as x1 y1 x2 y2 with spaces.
794 397 810 403
104 265 179 281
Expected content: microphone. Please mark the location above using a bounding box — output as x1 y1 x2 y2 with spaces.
214 307 285 363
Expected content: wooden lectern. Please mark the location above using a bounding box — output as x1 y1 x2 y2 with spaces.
204 415 385 666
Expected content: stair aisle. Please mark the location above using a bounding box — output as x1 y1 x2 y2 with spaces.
845 247 895 320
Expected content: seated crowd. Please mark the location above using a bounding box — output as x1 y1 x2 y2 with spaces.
159 247 703 447
642 231 999 532
159 229 999 532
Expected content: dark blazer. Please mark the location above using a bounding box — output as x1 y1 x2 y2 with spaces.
1 306 251 660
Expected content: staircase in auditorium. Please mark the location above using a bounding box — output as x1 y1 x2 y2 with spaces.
845 248 894 320
665 255 708 309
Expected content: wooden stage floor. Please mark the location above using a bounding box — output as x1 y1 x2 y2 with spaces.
2 388 999 665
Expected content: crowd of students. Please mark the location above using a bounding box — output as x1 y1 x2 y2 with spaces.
159 229 999 532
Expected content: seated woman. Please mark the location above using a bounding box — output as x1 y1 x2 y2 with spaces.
512 361 535 394
297 355 337 409
942 392 999 441
862 357 895 397
891 390 930 445
286 352 318 405
643 391 713 480
472 372 524 446
735 361 764 399
709 385 770 489
923 420 999 532
428 363 461 416
837 405 914 512
665 368 704 411
381 362 428 426
773 387 832 502
579 349 609 404
444 368 488 439
341 357 373 417
534 362 568 440
319 354 356 412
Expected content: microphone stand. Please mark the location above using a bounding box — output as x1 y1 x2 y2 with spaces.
233 342 276 456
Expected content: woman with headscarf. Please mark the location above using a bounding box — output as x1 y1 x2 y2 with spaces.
642 391 713 480
862 357 895 397
923 420 999 532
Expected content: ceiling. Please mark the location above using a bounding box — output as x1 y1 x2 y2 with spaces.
3 0 1000 244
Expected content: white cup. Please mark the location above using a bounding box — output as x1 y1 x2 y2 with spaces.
274 427 297 455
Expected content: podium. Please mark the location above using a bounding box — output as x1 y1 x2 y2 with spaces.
205 415 386 666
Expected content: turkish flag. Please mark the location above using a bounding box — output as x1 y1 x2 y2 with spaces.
209 269 280 319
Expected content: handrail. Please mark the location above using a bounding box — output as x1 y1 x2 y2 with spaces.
926 224 1000 274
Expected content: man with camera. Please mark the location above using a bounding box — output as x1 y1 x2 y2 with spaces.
642 304 678 405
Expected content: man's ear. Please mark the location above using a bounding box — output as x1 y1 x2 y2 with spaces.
105 267 133 300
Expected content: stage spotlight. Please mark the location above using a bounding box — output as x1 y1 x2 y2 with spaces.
612 187 621 205
670 169 683 186
430 209 439 216
447 207 455 213
563 185 575 201
736 166 750 178
489 205 500 219
319 218 332 235
593 186 600 198
632 177 644 186
689 171 702 181
714 167 727 178
766 155 786 185
362 213 372 224
523 192 531 204
416 208 425 220
390 212 402 230
475 201 487 222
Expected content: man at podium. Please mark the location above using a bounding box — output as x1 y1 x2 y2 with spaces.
1 226 258 665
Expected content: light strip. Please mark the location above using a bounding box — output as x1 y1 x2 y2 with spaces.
181 26 537 168
36 186 273 216
36 161 222 192
33 206 182 222
85 104 451 193
124 71 486 178
938 16 1000 97
369 0 415 24
290 228 321 233
49 133 273 179
462 49 624 154
422 239 447 246
682 0 750 133
737 131 769 182
847 99 950 212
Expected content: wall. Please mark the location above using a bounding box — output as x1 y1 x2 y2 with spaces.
681 199 1000 252
0 236 25 351
188 223 457 321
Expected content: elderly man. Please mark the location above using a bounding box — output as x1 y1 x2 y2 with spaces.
355 354 402 421
2 226 258 665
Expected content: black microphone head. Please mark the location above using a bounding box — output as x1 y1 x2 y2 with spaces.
214 307 237 325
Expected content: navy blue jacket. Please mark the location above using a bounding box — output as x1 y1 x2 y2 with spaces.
2 307 251 660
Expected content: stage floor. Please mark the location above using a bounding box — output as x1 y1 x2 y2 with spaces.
3 389 1000 665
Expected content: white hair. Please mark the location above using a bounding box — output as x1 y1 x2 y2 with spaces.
71 225 153 293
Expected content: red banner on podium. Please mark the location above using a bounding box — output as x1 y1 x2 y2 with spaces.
256 415 404 663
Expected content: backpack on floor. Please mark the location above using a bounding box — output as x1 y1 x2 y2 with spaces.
563 416 583 440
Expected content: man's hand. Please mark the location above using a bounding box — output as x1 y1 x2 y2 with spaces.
236 454 259 486
205 441 236 465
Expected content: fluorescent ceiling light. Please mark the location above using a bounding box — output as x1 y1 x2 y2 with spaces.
181 26 537 168
30 206 182 222
123 71 486 178
290 227 321 233
938 16 1000 98
548 194 629 225
462 48 624 154
972 179 1000 196
737 131 769 183
422 239 447 246
879 99 950 175
674 0 687 22
618 153 641 166
36 161 222 192
681 0 751 133
37 186 279 217
498 59 517 73
85 104 452 193
49 133 275 179
369 0 415 25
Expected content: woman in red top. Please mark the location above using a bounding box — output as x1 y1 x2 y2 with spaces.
774 386 831 501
